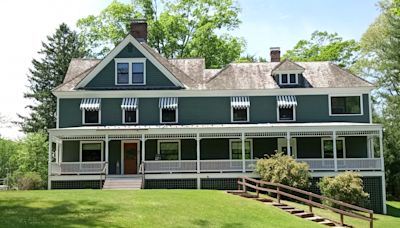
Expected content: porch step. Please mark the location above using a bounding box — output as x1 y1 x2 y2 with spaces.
103 176 143 190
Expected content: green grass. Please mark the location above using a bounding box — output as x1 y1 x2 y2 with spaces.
0 190 324 228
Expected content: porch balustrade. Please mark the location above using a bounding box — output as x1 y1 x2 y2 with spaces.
50 162 107 175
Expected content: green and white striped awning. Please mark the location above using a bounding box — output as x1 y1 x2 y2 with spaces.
80 98 101 111
276 96 297 108
230 96 250 109
159 97 178 110
121 98 138 110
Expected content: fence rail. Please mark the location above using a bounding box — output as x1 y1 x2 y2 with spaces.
237 176 374 228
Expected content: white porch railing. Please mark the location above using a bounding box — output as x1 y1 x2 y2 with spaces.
50 162 107 175
144 160 197 173
296 158 382 171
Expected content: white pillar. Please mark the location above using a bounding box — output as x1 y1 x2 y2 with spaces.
286 132 291 156
55 143 59 163
371 137 375 158
379 130 384 171
241 132 246 173
59 141 63 164
105 134 109 174
333 131 338 172
141 134 145 162
196 133 200 174
379 129 387 214
47 134 53 190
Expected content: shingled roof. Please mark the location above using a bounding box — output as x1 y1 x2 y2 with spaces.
54 43 372 92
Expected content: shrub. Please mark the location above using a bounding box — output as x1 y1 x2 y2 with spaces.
255 152 310 189
15 172 44 190
318 171 369 207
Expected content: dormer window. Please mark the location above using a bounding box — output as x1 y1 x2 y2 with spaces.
279 73 299 85
115 58 146 85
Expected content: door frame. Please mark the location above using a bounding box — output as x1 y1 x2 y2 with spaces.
121 140 140 175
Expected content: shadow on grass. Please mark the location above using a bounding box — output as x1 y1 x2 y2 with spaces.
387 204 400 218
190 219 245 228
0 197 122 228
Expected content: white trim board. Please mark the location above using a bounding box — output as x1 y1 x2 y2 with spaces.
76 35 184 88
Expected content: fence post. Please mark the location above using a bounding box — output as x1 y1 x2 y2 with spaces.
277 186 281 203
370 213 373 228
243 177 247 193
309 195 313 212
340 206 344 226
256 182 259 197
238 178 241 191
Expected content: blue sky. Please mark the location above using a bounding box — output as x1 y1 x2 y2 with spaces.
0 0 381 138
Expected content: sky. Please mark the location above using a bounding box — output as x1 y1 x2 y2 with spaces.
0 0 381 139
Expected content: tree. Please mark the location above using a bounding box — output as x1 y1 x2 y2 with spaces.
0 138 19 178
18 23 86 133
235 54 267 63
283 31 360 68
77 0 245 68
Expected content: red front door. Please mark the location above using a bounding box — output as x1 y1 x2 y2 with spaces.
124 143 138 174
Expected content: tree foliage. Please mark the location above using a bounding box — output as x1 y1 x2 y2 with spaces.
283 31 360 68
255 153 310 189
77 0 245 68
319 172 369 207
18 23 86 133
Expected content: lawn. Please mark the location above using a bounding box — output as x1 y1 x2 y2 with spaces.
0 189 323 228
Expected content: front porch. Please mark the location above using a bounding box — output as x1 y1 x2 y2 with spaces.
48 122 384 177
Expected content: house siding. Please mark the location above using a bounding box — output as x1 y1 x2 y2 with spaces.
84 44 177 89
59 94 370 128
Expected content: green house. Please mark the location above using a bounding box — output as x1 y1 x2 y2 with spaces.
48 20 386 213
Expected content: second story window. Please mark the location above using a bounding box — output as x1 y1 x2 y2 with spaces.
115 58 146 85
159 97 178 124
276 96 297 122
330 95 362 115
230 96 250 122
121 98 138 124
80 98 101 125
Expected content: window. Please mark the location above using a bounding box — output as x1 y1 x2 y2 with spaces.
123 110 137 124
80 98 101 125
116 63 129 84
80 142 103 162
158 141 180 160
230 140 252 159
322 138 346 158
279 73 299 85
161 109 177 123
115 58 146 85
330 96 362 115
84 110 100 124
278 107 295 121
232 108 249 122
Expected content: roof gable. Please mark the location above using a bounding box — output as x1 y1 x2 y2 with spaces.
76 35 185 89
271 59 305 74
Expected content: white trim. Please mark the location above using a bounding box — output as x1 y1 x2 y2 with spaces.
79 141 104 162
114 58 146 85
278 73 299 85
56 97 60 129
82 109 101 125
121 140 140 175
122 109 139 124
277 138 297 158
160 108 178 124
229 139 253 159
157 140 181 160
277 106 296 122
77 35 184 88
54 87 373 99
231 107 250 123
321 137 346 158
368 92 372 123
328 94 364 116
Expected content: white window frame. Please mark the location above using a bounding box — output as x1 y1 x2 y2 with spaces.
328 94 363 116
82 109 101 125
157 140 181 160
122 109 139 124
321 137 346 158
231 107 250 123
278 73 299 85
277 138 297 158
229 139 253 160
79 141 104 162
277 106 296 122
160 108 178 124
115 58 146 85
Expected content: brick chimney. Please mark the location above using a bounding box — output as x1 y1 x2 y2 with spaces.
270 47 281 62
130 19 147 42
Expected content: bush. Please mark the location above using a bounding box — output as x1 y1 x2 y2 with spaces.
255 152 310 189
319 171 369 207
15 172 44 190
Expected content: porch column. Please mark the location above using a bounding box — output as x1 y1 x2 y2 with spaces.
196 133 200 174
105 135 109 174
371 137 375 158
241 132 246 173
333 131 338 172
286 132 291 156
379 130 384 171
55 143 59 163
47 133 53 190
58 141 63 164
141 134 146 163
379 129 387 214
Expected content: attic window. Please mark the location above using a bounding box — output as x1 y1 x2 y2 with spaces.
279 73 299 85
115 58 146 85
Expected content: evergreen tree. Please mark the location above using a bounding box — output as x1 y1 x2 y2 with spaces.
18 23 86 133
